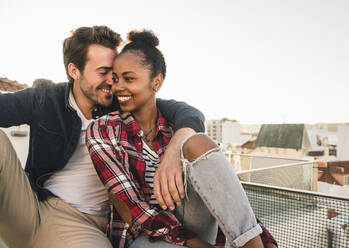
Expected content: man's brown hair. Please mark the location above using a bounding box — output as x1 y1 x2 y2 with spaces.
63 26 122 83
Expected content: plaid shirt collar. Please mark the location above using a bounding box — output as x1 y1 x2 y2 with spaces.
122 110 172 143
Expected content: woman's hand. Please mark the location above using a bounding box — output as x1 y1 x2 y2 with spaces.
185 237 214 248
265 243 278 248
153 128 195 210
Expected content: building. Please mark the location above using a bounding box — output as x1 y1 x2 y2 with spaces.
0 77 28 92
206 119 223 143
318 161 349 186
255 123 311 150
206 118 251 145
337 124 349 160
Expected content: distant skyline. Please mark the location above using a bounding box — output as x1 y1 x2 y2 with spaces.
1 0 348 124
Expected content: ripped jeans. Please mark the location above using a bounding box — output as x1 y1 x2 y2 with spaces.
130 134 262 248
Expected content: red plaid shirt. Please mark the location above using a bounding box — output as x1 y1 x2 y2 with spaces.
86 110 277 247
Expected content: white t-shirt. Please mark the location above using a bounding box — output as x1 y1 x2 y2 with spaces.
44 90 109 216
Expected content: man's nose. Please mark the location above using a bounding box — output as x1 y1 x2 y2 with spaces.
106 71 114 85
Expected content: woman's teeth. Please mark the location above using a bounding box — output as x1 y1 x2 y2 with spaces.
118 96 131 101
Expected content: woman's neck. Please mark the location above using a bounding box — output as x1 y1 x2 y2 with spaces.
132 101 157 132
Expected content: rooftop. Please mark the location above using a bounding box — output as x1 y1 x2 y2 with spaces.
0 77 28 92
255 123 311 150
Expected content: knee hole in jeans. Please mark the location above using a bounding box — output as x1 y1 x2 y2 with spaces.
182 134 218 162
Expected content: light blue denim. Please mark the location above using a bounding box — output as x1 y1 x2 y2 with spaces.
130 134 262 248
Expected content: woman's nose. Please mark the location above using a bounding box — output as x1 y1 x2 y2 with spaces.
112 79 125 93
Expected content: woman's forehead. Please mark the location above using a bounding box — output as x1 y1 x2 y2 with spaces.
113 52 148 71
114 52 141 64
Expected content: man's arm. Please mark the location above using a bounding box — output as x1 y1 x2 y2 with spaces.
0 83 44 127
156 98 205 133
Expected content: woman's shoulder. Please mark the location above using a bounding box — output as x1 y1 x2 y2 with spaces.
87 111 134 141
97 110 133 125
157 109 173 132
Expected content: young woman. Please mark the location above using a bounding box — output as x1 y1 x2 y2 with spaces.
86 30 277 248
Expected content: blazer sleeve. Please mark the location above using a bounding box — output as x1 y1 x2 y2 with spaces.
156 98 205 133
0 86 42 127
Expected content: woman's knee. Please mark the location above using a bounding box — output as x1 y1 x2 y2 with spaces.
182 134 218 162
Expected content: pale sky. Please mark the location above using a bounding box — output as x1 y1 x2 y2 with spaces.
1 0 348 124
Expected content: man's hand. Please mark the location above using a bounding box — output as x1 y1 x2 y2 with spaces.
153 128 195 210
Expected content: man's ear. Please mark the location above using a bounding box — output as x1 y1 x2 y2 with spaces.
152 74 163 92
68 63 81 81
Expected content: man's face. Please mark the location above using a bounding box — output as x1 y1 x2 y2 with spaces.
74 44 116 109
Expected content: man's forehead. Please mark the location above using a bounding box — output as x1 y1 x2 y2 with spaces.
86 44 117 65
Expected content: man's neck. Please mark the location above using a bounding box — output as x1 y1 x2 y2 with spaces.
72 84 94 120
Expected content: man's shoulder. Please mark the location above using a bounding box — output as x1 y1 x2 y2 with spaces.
32 78 56 88
33 79 69 91
31 79 70 104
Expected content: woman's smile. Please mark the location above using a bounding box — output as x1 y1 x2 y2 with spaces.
117 95 132 105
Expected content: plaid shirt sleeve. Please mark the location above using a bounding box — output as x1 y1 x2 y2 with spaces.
257 218 278 247
214 218 277 247
86 116 196 246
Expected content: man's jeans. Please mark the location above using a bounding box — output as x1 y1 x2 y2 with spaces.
130 134 262 248
0 130 112 248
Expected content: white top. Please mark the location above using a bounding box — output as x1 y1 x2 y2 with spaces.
44 90 109 216
143 140 160 205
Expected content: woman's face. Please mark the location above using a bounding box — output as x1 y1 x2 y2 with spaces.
112 51 160 113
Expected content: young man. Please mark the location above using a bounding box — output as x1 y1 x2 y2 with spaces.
0 26 205 248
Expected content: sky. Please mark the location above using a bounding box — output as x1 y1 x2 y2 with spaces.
1 0 348 124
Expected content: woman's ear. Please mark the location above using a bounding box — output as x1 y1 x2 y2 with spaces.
152 74 163 92
68 63 81 82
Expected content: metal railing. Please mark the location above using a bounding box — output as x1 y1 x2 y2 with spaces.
232 153 349 247
237 160 316 191
243 182 349 248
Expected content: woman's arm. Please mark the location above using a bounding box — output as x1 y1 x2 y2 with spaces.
154 128 196 210
86 114 197 246
154 99 205 210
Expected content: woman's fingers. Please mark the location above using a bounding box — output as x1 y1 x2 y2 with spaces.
154 168 183 210
175 171 185 200
168 172 181 208
153 172 167 210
